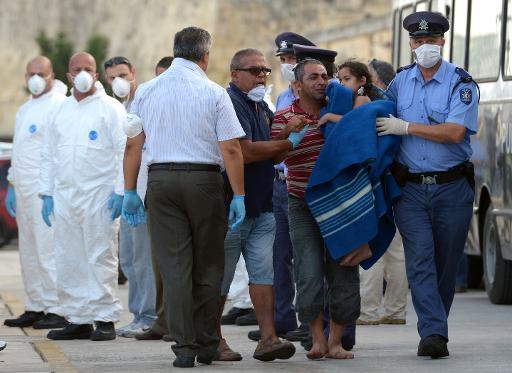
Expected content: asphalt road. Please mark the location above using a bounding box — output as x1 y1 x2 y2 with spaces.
0 244 511 373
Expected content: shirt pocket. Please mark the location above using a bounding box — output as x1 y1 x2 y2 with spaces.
429 102 449 125
397 93 413 118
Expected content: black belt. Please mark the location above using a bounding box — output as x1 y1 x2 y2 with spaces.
149 163 220 173
405 165 468 185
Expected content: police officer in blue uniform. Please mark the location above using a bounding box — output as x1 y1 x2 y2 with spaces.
377 11 478 359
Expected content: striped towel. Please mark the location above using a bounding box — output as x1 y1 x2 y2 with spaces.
306 96 401 269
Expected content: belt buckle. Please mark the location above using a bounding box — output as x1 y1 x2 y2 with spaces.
421 175 437 185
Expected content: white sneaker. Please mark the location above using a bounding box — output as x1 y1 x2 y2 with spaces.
115 320 139 336
119 322 152 338
0 341 6 351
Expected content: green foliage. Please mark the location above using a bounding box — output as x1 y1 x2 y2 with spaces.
36 30 74 85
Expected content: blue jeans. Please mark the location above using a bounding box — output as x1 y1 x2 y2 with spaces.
221 212 275 296
272 179 298 332
394 178 473 340
119 219 157 325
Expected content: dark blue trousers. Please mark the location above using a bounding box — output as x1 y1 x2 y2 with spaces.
394 178 473 340
272 179 298 332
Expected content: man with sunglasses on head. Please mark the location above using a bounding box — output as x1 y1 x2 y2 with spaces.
103 56 157 338
215 48 305 363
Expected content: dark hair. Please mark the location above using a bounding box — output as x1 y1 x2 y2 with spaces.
230 48 263 71
173 27 211 62
338 59 379 100
155 56 174 71
368 59 396 87
294 58 326 82
104 56 132 70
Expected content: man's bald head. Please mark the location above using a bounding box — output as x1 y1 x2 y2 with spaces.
25 56 54 97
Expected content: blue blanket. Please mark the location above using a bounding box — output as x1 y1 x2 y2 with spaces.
305 84 401 269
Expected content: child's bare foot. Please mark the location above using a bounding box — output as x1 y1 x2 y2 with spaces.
326 344 354 359
306 341 328 360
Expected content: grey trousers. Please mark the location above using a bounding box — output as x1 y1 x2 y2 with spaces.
146 168 227 358
288 195 360 325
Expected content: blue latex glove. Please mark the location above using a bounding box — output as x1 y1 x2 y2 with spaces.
41 195 54 227
287 125 309 149
228 194 246 229
5 186 16 218
108 193 124 220
121 189 146 227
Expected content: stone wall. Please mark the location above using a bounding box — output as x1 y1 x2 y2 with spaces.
0 0 392 137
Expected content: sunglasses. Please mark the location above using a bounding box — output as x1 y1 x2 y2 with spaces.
235 66 272 77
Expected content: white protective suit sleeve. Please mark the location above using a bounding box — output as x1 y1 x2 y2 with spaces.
110 102 128 195
39 109 58 197
123 113 143 138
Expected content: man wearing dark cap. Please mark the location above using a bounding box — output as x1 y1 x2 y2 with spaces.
377 11 478 359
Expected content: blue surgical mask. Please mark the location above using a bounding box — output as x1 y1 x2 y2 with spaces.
247 84 266 102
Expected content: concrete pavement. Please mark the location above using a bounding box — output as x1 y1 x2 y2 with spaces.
1 243 511 373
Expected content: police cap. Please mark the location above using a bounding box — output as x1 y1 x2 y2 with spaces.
293 44 337 64
275 32 315 56
403 11 449 37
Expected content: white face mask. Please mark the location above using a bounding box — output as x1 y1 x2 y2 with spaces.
280 63 296 82
73 71 94 93
247 84 266 102
414 43 442 68
27 75 48 96
112 77 132 98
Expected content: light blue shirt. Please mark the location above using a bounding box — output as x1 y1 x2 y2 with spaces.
276 85 296 111
387 60 478 173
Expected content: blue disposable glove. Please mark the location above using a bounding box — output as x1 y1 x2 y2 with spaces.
228 194 246 230
121 189 146 227
5 186 16 218
41 195 54 227
108 192 124 220
287 125 309 149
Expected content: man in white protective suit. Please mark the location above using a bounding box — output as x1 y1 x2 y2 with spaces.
40 52 126 341
3 56 68 330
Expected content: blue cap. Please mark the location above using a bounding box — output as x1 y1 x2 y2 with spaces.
275 32 315 56
403 11 449 37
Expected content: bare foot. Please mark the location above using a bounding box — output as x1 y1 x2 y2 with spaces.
306 341 328 360
326 344 354 359
339 243 372 267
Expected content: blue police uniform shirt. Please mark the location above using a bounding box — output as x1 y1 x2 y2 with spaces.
227 82 274 218
276 85 296 111
387 60 478 173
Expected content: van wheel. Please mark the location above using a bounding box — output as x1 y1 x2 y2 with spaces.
482 206 512 304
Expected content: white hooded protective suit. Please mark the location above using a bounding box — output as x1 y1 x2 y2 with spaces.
7 90 66 314
40 87 126 324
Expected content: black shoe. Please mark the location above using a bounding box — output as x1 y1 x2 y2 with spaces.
235 309 258 326
91 321 116 341
197 352 218 365
47 323 93 340
4 311 44 328
247 329 287 342
173 356 195 368
33 313 68 329
417 335 449 359
285 326 310 342
221 307 253 325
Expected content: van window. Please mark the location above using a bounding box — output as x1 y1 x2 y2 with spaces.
504 0 512 77
468 0 502 80
399 6 414 67
451 0 468 69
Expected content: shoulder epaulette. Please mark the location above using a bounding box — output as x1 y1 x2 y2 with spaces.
452 66 480 103
397 62 416 74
